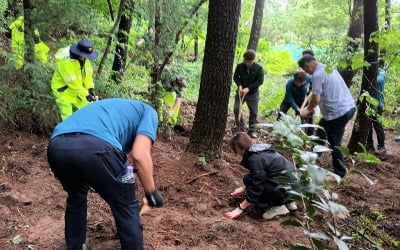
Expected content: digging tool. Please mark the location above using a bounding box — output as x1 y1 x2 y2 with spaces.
140 197 151 216
295 92 313 122
237 86 247 129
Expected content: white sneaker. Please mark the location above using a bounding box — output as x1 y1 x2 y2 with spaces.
285 201 297 211
262 205 290 220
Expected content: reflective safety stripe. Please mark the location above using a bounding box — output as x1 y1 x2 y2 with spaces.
64 75 77 82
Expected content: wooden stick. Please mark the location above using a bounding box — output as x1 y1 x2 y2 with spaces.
300 92 313 112
139 197 151 216
186 171 219 184
237 87 247 127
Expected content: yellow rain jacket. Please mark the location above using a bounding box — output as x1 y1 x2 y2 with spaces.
51 46 94 120
9 16 49 69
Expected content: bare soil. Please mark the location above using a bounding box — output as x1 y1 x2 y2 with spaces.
1 103 399 249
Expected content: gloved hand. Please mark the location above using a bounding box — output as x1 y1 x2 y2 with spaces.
230 186 245 198
86 88 98 102
295 109 300 116
223 207 243 219
145 189 164 207
300 108 314 118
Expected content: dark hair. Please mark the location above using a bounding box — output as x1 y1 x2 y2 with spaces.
294 71 307 82
298 55 316 68
229 132 252 154
243 49 256 61
302 49 314 56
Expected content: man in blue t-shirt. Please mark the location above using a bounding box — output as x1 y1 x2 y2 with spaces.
367 65 386 154
47 98 164 250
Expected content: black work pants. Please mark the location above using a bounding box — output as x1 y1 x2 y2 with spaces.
278 101 314 135
234 90 259 132
47 133 144 250
316 108 356 177
243 174 286 208
367 105 385 148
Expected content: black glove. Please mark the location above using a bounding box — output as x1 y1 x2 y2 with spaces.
86 88 97 102
295 109 300 116
145 189 164 207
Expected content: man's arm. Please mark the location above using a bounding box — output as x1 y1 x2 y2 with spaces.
307 94 320 111
130 134 155 193
233 64 242 86
247 65 264 90
285 80 299 111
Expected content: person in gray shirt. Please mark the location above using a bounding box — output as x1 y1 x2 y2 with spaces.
298 55 355 177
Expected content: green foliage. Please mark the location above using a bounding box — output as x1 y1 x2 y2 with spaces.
197 156 207 167
0 57 59 134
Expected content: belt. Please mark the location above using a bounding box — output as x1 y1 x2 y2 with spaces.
61 132 88 137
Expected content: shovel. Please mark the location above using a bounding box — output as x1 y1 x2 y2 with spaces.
237 86 247 129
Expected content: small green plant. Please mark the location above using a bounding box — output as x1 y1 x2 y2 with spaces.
197 156 207 167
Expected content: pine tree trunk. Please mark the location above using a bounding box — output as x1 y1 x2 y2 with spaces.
111 1 135 84
188 0 241 158
247 0 265 51
348 0 379 153
339 0 363 87
23 0 35 65
194 34 199 61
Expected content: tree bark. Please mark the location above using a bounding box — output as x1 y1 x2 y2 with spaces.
348 0 379 153
247 0 265 51
194 34 199 61
96 0 126 76
23 0 35 65
187 0 241 158
338 0 363 87
111 0 135 84
107 0 115 21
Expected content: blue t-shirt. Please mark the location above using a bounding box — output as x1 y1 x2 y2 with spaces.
282 75 312 110
51 98 158 153
376 67 386 106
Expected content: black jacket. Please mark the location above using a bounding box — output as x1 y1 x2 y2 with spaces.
240 144 295 204
233 62 264 95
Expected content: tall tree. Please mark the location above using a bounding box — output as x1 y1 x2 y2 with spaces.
23 0 34 65
247 0 265 51
188 0 241 158
111 0 135 83
348 0 379 153
338 0 363 87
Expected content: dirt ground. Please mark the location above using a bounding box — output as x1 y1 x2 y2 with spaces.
0 103 399 250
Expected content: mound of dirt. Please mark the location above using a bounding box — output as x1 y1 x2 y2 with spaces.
0 103 399 249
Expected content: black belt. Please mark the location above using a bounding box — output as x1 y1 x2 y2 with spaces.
61 132 88 137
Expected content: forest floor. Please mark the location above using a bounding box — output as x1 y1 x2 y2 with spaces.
0 102 399 250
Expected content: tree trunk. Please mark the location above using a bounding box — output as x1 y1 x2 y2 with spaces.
247 0 265 51
96 0 126 76
23 0 35 65
384 0 391 30
348 0 379 153
187 0 241 158
111 0 135 84
107 0 115 21
338 0 363 87
194 34 199 61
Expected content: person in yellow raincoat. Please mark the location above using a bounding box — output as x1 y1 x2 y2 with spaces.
9 16 50 69
161 75 188 131
51 40 99 120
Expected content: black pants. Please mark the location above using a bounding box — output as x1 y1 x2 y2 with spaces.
47 133 144 250
243 174 286 207
367 105 385 148
234 90 259 132
316 108 356 177
278 101 314 135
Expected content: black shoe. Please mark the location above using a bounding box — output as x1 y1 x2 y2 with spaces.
376 146 386 155
366 144 375 152
248 132 258 139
